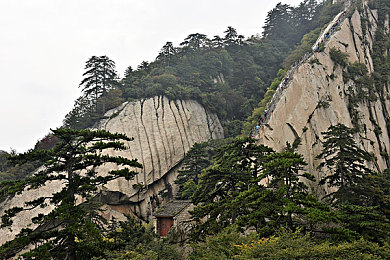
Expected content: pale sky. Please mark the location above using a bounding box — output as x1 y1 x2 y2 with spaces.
0 0 303 153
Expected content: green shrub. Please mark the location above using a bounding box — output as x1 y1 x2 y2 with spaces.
329 47 348 67
236 229 390 260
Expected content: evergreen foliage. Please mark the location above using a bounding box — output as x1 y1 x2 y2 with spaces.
63 0 333 133
0 149 42 198
79 55 118 113
316 124 373 204
175 138 232 200
329 47 349 67
236 150 332 237
190 138 332 240
191 227 390 260
370 0 390 139
175 143 211 200
100 216 182 260
64 56 121 130
3 1 390 258
0 152 7 173
317 124 390 243
244 0 344 133
236 228 390 259
190 137 273 239
262 0 323 45
0 128 142 259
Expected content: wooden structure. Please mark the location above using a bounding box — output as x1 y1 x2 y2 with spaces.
153 200 193 237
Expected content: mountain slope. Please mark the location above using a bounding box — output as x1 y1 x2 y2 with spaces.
256 1 390 195
0 96 223 245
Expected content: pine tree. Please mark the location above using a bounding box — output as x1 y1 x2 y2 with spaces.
156 41 176 66
211 35 224 48
123 66 133 78
190 137 273 239
316 124 373 204
236 150 332 236
174 143 212 199
79 55 117 113
316 124 390 243
0 128 142 259
137 61 150 71
223 26 244 46
63 95 96 129
262 3 294 41
180 33 209 50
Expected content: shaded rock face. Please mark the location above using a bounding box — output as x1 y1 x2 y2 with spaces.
258 5 389 196
0 96 223 245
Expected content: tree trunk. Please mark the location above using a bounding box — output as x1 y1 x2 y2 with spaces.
66 158 76 260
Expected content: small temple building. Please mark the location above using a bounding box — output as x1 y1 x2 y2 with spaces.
153 200 193 237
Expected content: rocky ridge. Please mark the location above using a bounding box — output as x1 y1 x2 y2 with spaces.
256 2 389 195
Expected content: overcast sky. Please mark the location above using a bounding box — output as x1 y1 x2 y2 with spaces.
0 0 303 153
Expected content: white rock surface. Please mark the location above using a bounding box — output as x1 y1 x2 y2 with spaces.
96 96 224 216
0 96 223 245
258 7 390 196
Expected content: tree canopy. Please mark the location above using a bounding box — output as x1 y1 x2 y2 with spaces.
79 55 118 113
62 1 334 134
0 128 142 259
316 124 374 204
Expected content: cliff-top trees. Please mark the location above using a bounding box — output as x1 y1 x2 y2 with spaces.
79 55 117 113
156 41 176 66
180 33 209 50
0 128 142 259
223 26 244 46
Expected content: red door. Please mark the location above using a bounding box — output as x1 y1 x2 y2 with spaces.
158 217 174 237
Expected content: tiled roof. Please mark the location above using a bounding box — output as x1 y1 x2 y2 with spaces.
153 200 191 217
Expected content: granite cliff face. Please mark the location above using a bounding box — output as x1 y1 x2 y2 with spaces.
0 96 223 244
257 3 389 195
96 96 224 217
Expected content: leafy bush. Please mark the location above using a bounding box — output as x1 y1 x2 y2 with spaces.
236 229 390 259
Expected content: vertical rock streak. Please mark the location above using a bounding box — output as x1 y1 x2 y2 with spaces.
0 96 224 245
257 6 390 196
100 96 223 216
168 100 187 155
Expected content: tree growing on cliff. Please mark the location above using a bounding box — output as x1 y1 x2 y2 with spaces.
156 41 176 66
316 123 373 204
79 55 118 113
0 128 142 259
316 124 390 242
235 150 333 237
174 142 211 199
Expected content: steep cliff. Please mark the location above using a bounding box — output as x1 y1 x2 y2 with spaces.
257 2 389 195
0 96 223 244
96 96 223 217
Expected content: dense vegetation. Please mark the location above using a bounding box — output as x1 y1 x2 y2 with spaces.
0 128 143 259
182 125 390 259
1 0 390 259
63 0 343 136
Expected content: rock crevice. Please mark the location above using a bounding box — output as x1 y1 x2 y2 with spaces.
257 6 389 196
0 96 224 245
